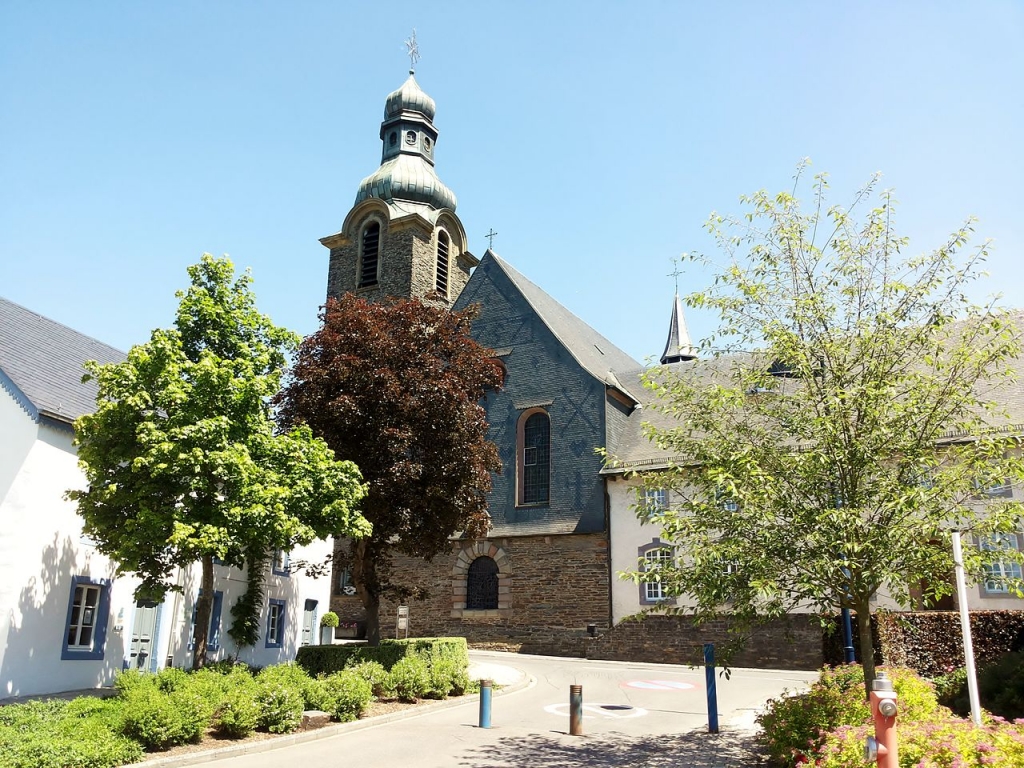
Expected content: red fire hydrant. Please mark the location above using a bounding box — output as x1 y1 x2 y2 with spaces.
865 671 898 768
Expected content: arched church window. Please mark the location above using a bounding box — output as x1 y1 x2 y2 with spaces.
359 222 380 288
466 556 499 610
435 230 450 294
519 410 550 505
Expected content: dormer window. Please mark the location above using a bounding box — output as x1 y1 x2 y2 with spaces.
435 230 450 294
359 222 380 288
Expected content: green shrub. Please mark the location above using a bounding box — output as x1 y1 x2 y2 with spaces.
757 665 944 766
155 666 189 693
346 660 391 698
388 655 430 703
977 651 1024 720
427 656 468 699
0 698 143 768
320 611 340 627
258 662 322 710
120 680 214 750
817 718 1024 767
301 676 337 712
0 698 67 728
0 721 144 768
932 666 970 715
113 668 153 696
323 671 373 722
255 675 304 734
120 686 189 750
215 675 262 739
295 644 363 676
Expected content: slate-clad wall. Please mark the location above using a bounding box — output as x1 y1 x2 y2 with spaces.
454 259 608 537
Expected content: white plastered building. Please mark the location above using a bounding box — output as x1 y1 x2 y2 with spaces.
0 297 332 699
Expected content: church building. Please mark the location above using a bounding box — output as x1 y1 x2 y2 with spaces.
320 68 824 666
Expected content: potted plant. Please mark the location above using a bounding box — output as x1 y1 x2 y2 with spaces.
320 611 339 645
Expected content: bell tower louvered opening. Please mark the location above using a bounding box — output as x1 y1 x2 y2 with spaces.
359 222 380 288
435 230 450 293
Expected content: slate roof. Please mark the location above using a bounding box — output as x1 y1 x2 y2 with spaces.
486 252 643 400
0 296 125 425
603 312 1024 473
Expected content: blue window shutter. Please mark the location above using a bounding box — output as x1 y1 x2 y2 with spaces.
188 601 197 651
209 591 223 651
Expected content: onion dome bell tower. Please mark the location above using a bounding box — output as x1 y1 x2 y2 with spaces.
322 68 475 305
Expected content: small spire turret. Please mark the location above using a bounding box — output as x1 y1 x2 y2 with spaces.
660 292 697 364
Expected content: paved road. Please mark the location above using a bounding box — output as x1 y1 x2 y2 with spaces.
201 652 817 768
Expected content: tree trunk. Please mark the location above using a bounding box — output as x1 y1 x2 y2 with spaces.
192 554 214 669
353 539 382 646
855 599 876 700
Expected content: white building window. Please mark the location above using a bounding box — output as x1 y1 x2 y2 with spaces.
981 533 1023 595
638 539 674 605
62 576 111 660
641 488 667 517
266 599 286 648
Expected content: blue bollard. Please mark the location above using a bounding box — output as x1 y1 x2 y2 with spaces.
569 684 583 736
478 679 492 728
704 643 719 734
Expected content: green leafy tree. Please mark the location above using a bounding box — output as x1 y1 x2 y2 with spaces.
628 167 1024 694
68 255 370 668
275 294 503 645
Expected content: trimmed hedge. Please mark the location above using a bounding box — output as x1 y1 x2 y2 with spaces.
296 636 469 677
823 610 1024 677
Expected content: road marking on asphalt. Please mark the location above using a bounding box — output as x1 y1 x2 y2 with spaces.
622 680 697 691
544 703 648 719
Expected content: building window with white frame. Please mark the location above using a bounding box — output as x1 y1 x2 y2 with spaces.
266 599 286 648
62 576 111 661
638 539 675 606
641 487 667 518
981 533 1024 595
272 550 290 577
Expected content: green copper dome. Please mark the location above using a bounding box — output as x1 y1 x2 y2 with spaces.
354 71 457 212
356 154 457 210
384 71 436 121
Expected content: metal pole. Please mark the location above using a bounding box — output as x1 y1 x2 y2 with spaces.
841 606 856 663
704 643 719 734
478 679 492 729
569 684 583 736
951 531 982 726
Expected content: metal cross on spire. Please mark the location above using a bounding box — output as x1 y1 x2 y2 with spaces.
668 256 684 294
404 29 420 72
485 229 499 249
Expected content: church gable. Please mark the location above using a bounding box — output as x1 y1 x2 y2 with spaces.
456 253 628 537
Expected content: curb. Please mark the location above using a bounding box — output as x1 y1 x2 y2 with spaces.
133 669 534 768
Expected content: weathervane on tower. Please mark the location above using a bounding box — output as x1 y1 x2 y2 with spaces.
668 256 684 295
405 29 420 73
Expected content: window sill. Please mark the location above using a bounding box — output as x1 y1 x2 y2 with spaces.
452 607 512 620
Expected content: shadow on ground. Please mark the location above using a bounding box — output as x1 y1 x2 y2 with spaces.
457 729 766 767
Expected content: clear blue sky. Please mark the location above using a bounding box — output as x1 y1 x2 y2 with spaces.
2 2 1021 363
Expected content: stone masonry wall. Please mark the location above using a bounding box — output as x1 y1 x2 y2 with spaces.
330 532 611 657
326 213 469 305
584 614 824 670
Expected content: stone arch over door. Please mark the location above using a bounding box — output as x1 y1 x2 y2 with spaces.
451 541 512 619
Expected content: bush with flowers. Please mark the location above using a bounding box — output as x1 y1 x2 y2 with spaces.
757 664 944 766
815 716 1024 767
